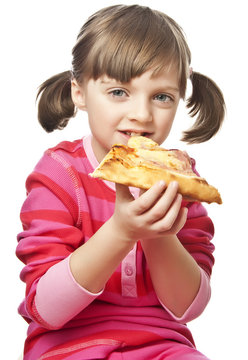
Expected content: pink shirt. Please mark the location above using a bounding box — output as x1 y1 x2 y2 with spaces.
16 135 215 359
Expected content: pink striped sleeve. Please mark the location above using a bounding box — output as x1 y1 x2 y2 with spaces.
34 255 103 329
158 267 211 323
16 151 90 329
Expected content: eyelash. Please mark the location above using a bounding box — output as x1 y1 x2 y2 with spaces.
154 94 173 103
109 89 127 97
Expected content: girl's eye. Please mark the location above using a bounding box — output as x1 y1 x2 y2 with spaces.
110 89 126 97
154 94 173 102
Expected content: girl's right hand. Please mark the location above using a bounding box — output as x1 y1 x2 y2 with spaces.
112 181 188 244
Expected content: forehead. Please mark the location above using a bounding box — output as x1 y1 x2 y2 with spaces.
150 64 180 84
99 65 180 87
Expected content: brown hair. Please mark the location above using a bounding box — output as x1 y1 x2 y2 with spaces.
37 4 225 143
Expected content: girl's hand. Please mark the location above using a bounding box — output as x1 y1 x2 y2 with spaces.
112 181 188 244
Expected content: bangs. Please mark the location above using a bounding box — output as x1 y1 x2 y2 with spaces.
74 6 191 97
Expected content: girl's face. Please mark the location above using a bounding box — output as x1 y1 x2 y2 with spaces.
72 67 180 163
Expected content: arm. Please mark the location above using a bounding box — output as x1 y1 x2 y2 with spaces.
140 197 215 321
141 234 201 318
111 181 213 321
17 151 136 330
69 217 135 293
16 153 92 330
33 195 135 330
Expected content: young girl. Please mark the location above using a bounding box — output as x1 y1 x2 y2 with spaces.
16 5 225 360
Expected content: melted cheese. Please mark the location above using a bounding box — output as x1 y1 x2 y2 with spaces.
127 136 194 174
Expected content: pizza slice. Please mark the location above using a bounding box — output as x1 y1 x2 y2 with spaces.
90 136 222 204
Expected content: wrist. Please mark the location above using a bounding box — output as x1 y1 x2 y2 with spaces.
141 234 177 248
108 216 137 248
70 217 135 293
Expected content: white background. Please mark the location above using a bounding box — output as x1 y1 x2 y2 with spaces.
1 1 247 359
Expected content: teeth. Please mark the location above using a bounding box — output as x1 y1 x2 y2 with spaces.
124 131 146 136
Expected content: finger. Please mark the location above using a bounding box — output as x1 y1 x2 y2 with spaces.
139 188 146 196
115 183 134 203
147 181 179 223
165 206 188 235
152 193 183 233
134 180 167 215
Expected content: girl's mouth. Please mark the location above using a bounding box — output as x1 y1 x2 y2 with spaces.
121 131 149 137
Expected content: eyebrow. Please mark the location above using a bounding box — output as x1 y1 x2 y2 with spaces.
99 79 179 92
100 79 118 85
164 86 180 92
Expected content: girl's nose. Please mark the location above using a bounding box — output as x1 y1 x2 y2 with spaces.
126 98 153 123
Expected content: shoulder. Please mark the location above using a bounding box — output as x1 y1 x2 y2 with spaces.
46 138 85 160
27 138 89 194
42 137 91 173
25 139 88 226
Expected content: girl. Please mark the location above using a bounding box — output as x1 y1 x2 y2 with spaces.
16 5 225 360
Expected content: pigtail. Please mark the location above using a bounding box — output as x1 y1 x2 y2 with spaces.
182 71 225 143
36 71 76 132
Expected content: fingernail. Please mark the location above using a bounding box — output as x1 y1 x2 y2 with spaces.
159 180 166 187
168 181 178 189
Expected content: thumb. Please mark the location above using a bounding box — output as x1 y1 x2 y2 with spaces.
115 183 134 203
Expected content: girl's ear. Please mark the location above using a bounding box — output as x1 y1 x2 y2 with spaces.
71 79 87 110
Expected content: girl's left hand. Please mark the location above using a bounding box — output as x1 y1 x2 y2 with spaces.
113 180 188 243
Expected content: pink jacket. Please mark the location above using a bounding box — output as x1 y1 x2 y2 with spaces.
16 135 215 360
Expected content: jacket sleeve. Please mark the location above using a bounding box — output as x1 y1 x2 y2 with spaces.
179 157 215 278
16 151 103 330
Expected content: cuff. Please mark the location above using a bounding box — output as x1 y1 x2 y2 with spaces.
35 255 103 329
159 267 211 323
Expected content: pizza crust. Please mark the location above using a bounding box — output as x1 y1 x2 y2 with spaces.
90 136 222 204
